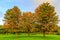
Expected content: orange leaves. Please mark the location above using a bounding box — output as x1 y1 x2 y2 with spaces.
35 2 58 35
3 3 59 35
4 6 22 33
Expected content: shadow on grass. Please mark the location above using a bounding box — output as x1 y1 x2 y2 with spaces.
18 36 50 38
2 35 57 39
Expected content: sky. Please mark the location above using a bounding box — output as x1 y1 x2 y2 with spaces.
0 0 60 26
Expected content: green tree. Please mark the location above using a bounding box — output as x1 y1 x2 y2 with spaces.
4 6 21 38
35 2 58 37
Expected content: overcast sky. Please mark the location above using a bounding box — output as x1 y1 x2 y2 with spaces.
0 0 60 26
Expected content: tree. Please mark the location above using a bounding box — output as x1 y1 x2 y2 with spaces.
3 6 21 38
22 12 34 36
35 2 58 37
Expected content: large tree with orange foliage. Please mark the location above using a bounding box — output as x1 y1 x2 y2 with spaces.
35 2 59 37
3 6 21 38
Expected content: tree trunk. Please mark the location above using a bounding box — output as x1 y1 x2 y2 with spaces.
16 32 18 40
28 32 30 37
43 31 45 37
43 32 45 37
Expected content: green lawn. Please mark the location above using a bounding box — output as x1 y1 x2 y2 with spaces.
0 34 60 40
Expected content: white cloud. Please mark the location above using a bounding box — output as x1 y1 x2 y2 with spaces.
57 22 60 26
32 0 54 5
32 0 54 8
33 0 54 3
0 17 4 25
0 12 3 18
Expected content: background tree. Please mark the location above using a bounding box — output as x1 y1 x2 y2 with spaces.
35 2 59 37
22 12 34 36
3 6 21 38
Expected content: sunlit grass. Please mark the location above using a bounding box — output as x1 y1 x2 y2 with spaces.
0 34 60 40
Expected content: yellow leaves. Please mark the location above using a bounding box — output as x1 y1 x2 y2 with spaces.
3 3 59 34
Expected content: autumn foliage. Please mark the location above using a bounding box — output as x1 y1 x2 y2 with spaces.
3 2 59 37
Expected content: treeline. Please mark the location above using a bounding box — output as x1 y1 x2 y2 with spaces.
0 2 59 37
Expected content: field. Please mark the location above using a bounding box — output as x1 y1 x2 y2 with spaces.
0 34 60 40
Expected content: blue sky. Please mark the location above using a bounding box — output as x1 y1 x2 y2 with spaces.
0 0 60 26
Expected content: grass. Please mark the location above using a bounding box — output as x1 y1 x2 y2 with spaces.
0 33 60 40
